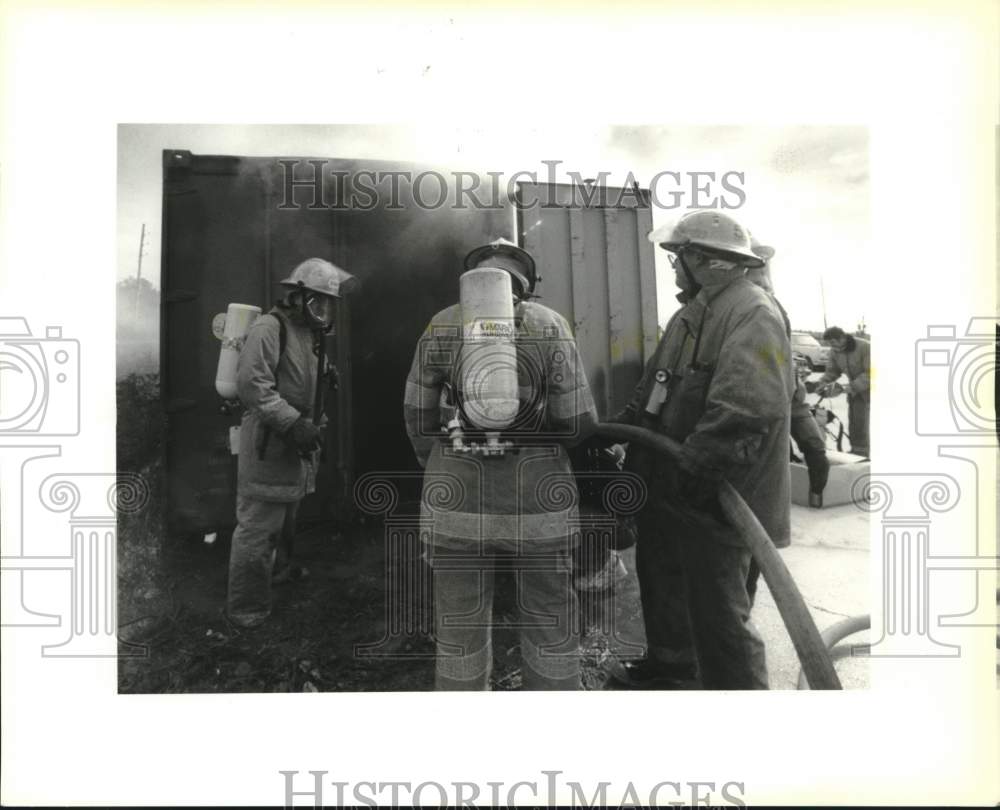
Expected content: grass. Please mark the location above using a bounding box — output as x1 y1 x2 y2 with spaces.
116 372 170 646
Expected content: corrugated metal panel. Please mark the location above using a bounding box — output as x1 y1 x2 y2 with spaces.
161 151 514 534
517 182 658 419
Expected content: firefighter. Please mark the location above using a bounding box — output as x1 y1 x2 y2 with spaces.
404 238 598 690
746 239 829 511
613 211 792 690
818 326 871 458
226 258 356 628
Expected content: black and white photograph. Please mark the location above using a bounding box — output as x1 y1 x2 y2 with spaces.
116 125 873 695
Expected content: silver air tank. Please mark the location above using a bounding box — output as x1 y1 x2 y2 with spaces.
457 268 519 431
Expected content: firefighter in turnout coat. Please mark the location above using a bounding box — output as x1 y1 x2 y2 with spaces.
404 239 598 690
615 212 793 690
226 258 356 628
746 238 829 515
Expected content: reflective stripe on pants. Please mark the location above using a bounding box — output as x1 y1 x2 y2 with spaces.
428 544 581 690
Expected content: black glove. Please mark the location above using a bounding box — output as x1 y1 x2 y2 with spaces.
285 417 321 453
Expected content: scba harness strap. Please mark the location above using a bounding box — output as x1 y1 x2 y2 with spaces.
256 311 325 460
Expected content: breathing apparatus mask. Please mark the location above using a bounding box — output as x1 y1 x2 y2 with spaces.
289 287 335 331
277 257 357 332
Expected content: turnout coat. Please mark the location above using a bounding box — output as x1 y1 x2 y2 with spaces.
404 301 598 551
622 276 794 548
236 305 321 502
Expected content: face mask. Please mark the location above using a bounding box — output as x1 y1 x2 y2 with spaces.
302 293 335 328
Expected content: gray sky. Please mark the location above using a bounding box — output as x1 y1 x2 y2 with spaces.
119 124 869 333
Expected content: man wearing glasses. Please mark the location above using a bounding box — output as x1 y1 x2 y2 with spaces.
612 211 793 690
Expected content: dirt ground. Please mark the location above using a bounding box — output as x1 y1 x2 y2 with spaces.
117 519 646 693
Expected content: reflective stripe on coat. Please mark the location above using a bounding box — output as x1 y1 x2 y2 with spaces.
404 301 598 549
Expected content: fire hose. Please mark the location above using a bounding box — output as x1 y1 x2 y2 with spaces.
795 615 870 690
592 422 843 690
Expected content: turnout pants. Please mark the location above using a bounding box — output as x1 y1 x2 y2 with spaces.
636 507 768 690
791 414 830 495
848 394 870 458
427 541 581 690
227 495 299 624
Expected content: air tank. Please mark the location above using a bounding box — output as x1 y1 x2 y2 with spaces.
214 303 262 400
458 268 519 431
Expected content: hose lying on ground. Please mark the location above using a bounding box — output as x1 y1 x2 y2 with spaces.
592 422 843 691
795 614 870 690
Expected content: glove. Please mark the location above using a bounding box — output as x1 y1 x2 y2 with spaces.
605 443 627 469
285 417 321 453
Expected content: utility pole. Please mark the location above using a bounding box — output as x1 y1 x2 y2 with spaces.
133 223 146 318
819 276 828 331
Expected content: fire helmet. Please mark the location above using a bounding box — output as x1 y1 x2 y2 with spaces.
464 238 537 298
647 211 764 268
750 234 775 262
279 258 358 298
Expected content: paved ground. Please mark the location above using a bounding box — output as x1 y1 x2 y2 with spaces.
752 504 870 689
581 500 870 691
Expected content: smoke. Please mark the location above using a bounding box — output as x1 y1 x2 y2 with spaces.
117 277 159 379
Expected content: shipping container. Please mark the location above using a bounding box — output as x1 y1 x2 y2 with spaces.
160 151 657 534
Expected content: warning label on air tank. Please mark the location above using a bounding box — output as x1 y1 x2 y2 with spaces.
467 319 516 341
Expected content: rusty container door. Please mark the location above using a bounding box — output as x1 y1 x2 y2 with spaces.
517 182 658 418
